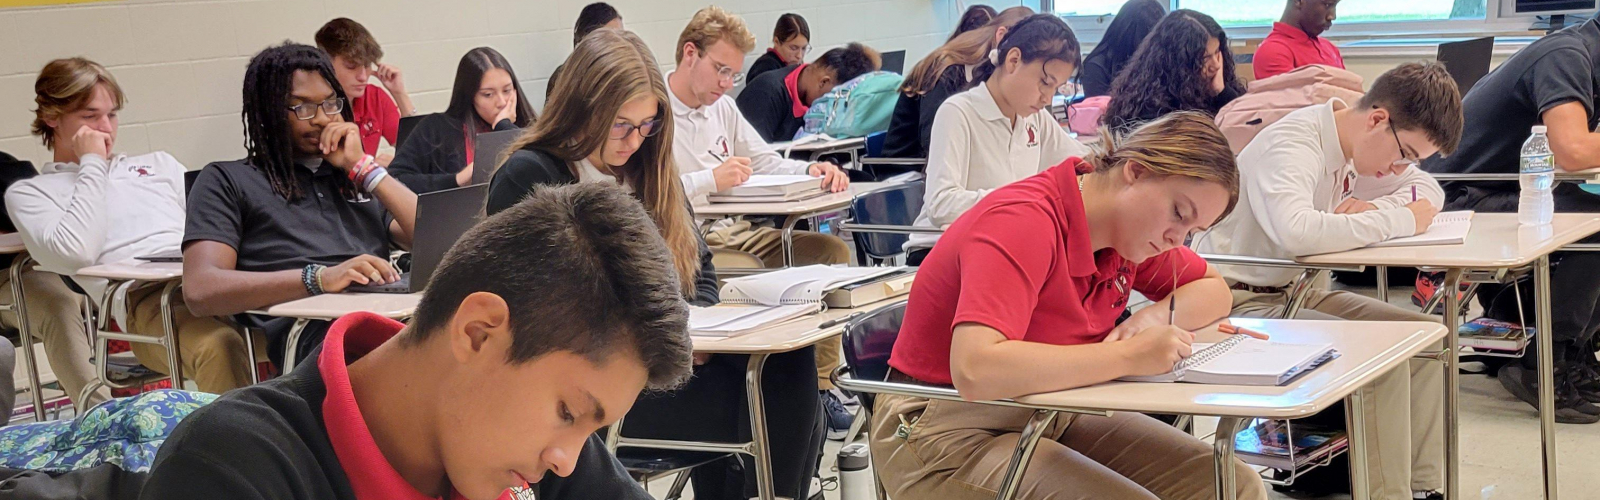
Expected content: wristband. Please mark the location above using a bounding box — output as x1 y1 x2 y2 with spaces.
302 264 326 296
362 168 388 193
348 155 377 183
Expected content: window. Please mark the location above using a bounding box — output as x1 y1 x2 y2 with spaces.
1052 0 1488 26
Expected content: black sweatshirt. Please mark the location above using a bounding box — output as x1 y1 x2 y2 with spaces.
138 344 652 500
746 50 789 85
736 65 805 142
484 147 722 306
387 113 517 194
882 65 969 159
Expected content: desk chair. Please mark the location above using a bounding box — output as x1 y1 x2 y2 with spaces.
856 132 926 181
832 301 1107 500
845 182 925 265
614 448 732 500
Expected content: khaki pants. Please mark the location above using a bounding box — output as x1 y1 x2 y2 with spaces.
707 220 852 391
1233 287 1444 496
0 270 107 410
870 394 1266 500
124 284 263 394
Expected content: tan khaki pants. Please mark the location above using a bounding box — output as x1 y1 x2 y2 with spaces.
707 220 851 390
124 284 264 394
870 395 1267 500
0 270 107 410
1233 287 1444 496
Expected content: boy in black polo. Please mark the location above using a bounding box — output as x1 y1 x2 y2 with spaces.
142 182 691 500
1423 17 1600 424
182 43 417 368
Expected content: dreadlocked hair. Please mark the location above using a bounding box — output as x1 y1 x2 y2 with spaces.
241 42 357 201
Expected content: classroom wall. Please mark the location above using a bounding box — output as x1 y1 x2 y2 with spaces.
1343 54 1511 85
0 0 985 169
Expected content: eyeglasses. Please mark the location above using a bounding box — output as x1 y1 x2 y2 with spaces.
610 118 662 140
708 59 744 84
287 98 345 121
785 43 812 56
1389 122 1419 169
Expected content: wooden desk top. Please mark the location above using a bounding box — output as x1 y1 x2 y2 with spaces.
252 292 421 321
692 299 903 354
0 233 25 254
76 261 183 281
1012 318 1445 419
1297 213 1600 269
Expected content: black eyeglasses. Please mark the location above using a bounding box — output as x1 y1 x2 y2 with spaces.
1389 121 1419 169
610 118 662 140
287 98 345 121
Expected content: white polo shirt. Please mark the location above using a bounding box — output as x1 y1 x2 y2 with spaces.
908 82 1088 249
667 75 810 204
1195 100 1444 288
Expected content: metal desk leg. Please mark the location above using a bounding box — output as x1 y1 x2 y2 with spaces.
1345 390 1372 500
8 256 43 421
996 409 1059 500
159 281 184 388
745 353 775 500
1441 269 1463 500
281 319 311 372
781 216 799 268
1213 417 1245 500
1283 269 1327 319
1534 257 1559 500
1375 265 1389 303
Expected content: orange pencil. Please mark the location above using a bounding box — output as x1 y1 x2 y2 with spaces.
1218 324 1271 340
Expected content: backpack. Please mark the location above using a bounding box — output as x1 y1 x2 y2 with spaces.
1065 95 1111 137
1214 64 1365 154
799 71 905 139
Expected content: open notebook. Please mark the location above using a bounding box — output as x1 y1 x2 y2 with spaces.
1118 335 1340 386
720 265 906 306
1368 210 1474 248
689 303 819 338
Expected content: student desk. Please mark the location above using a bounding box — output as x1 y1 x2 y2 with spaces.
695 181 898 267
606 298 906 500
771 136 868 164
1298 213 1600 500
0 233 46 420
76 261 195 391
250 292 421 372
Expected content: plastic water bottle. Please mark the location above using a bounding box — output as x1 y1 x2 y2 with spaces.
837 442 877 500
1519 125 1555 226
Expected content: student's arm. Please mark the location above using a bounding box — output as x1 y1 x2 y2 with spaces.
376 63 416 118
1037 114 1089 172
1251 40 1293 80
372 174 418 247
1543 102 1600 171
922 105 987 227
1106 252 1232 342
1525 47 1600 171
945 204 1192 401
1247 133 1421 256
1354 165 1445 210
182 242 398 317
4 152 114 273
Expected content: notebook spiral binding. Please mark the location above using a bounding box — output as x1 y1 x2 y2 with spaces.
1171 333 1250 379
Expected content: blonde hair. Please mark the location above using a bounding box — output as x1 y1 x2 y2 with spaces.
675 6 757 63
902 6 1033 96
510 29 702 297
31 58 125 150
1086 111 1240 223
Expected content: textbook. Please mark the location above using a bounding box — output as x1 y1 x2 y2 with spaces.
708 175 826 203
689 303 820 338
1234 419 1348 470
1117 335 1340 386
1368 210 1474 248
1459 317 1533 352
721 265 907 306
824 268 916 308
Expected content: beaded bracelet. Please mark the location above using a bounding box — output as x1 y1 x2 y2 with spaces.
302 264 326 296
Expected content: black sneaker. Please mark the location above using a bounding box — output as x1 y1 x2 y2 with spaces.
1497 363 1600 424
1572 350 1600 404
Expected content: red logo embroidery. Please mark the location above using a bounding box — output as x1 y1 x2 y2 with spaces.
708 137 731 161
1026 125 1038 147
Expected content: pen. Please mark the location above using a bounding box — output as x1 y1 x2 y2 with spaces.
819 312 865 329
1169 295 1177 326
1412 186 1417 202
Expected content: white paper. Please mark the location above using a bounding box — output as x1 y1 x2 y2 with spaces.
721 265 904 305
1368 210 1473 248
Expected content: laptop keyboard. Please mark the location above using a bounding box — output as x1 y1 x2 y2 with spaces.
346 273 412 294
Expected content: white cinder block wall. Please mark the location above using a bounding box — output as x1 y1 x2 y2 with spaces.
0 0 1024 169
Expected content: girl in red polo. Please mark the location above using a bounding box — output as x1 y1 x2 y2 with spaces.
870 112 1268 500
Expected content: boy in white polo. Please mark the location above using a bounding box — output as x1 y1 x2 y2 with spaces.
905 15 1088 262
1195 62 1463 500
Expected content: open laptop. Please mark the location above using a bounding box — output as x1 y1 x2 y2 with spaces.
471 129 521 186
347 183 488 294
1437 37 1494 94
880 50 906 74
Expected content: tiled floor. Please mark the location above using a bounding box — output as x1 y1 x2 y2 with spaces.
650 282 1600 499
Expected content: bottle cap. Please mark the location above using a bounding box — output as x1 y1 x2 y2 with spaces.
1533 125 1548 134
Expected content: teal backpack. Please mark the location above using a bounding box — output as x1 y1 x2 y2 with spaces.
798 71 904 139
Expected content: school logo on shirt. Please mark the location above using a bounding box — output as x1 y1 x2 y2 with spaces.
708 136 731 162
126 164 153 177
1025 125 1039 147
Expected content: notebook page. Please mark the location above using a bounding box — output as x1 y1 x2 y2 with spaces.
1189 339 1333 377
738 175 818 188
1368 211 1474 248
722 265 903 305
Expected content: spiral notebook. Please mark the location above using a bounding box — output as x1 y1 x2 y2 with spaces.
720 265 905 306
1367 211 1474 248
1118 335 1340 386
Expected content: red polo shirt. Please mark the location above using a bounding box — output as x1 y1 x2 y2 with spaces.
1253 22 1345 80
888 158 1209 385
352 87 401 155
784 64 809 118
320 312 516 500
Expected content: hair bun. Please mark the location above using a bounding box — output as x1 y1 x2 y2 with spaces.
988 48 999 65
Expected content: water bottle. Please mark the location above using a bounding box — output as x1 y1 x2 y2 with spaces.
1519 125 1555 226
837 442 877 500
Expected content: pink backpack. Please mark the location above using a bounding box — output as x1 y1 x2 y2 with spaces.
1065 95 1111 137
1215 64 1365 154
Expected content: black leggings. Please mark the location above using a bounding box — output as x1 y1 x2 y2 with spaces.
620 347 824 499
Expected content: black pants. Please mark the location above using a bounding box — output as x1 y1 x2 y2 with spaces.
1452 184 1600 361
535 434 654 499
906 248 930 267
621 348 824 499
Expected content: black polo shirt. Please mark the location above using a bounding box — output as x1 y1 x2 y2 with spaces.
1424 19 1600 199
184 158 391 272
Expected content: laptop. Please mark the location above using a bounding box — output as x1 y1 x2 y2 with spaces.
347 184 488 294
1437 37 1494 94
472 129 521 186
137 249 184 263
880 50 907 74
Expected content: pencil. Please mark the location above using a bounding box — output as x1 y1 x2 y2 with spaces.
1169 295 1177 326
1412 186 1417 202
